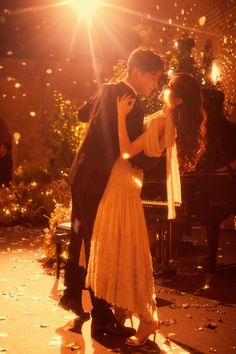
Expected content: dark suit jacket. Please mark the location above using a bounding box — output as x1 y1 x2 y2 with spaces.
0 152 12 186
0 117 12 187
68 81 157 230
0 117 11 147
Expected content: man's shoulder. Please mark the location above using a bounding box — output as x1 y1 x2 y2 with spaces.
96 82 117 96
102 81 134 92
101 81 126 91
98 81 130 99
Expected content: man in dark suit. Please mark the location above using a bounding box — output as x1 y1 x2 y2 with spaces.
0 117 12 187
0 142 12 186
59 48 164 336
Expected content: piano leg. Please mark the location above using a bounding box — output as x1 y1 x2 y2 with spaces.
204 222 220 273
154 220 183 277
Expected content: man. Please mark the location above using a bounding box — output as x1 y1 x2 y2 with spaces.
0 142 12 186
0 117 12 187
59 48 164 336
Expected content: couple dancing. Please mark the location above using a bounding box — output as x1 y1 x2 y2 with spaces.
59 48 206 346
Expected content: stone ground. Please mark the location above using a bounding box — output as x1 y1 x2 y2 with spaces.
0 224 236 354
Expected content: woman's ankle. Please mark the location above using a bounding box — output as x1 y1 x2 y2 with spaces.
138 318 159 333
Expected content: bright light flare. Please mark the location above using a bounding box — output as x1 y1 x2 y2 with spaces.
167 68 174 77
211 62 221 85
163 88 172 107
69 0 101 21
13 132 21 145
133 176 143 188
122 152 130 159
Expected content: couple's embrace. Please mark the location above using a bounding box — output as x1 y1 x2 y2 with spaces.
59 48 206 346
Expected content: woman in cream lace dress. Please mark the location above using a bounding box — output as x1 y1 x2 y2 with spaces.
86 73 206 346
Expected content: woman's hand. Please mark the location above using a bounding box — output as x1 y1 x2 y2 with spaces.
117 94 136 119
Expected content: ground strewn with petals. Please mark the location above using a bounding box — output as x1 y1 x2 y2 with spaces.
0 225 236 354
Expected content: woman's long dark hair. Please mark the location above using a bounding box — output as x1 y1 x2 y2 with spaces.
170 73 206 173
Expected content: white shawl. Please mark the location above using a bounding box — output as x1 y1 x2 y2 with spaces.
144 110 182 219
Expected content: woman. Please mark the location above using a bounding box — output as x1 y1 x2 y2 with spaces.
86 73 206 346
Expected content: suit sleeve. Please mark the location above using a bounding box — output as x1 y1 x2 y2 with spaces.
78 88 103 123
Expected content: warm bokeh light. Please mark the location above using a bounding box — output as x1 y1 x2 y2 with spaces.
211 62 221 85
122 152 130 159
163 88 172 107
167 68 174 77
199 16 206 26
13 132 21 145
133 176 143 188
69 0 101 21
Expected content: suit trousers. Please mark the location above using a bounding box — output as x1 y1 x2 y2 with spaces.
64 191 113 324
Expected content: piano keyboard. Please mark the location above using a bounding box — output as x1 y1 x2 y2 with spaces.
142 200 182 207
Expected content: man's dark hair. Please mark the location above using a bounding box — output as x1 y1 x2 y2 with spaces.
127 48 164 75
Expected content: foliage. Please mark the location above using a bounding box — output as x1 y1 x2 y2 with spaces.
45 91 87 179
133 24 202 78
139 90 163 116
43 202 71 263
0 178 70 226
14 163 52 184
112 59 127 82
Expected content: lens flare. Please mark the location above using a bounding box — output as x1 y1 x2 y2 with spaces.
69 0 101 21
163 88 172 107
211 62 221 85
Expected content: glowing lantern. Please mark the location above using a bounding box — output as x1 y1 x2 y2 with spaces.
13 132 21 145
211 62 221 85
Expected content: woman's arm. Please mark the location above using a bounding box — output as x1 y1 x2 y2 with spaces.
117 95 146 159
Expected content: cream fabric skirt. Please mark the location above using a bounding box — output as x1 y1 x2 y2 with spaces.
86 158 157 321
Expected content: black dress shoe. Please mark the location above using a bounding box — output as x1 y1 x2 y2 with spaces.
91 318 136 337
59 296 90 320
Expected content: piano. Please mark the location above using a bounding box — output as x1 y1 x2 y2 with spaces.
141 88 236 275
142 169 236 274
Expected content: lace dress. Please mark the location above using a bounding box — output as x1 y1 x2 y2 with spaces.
86 112 168 322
